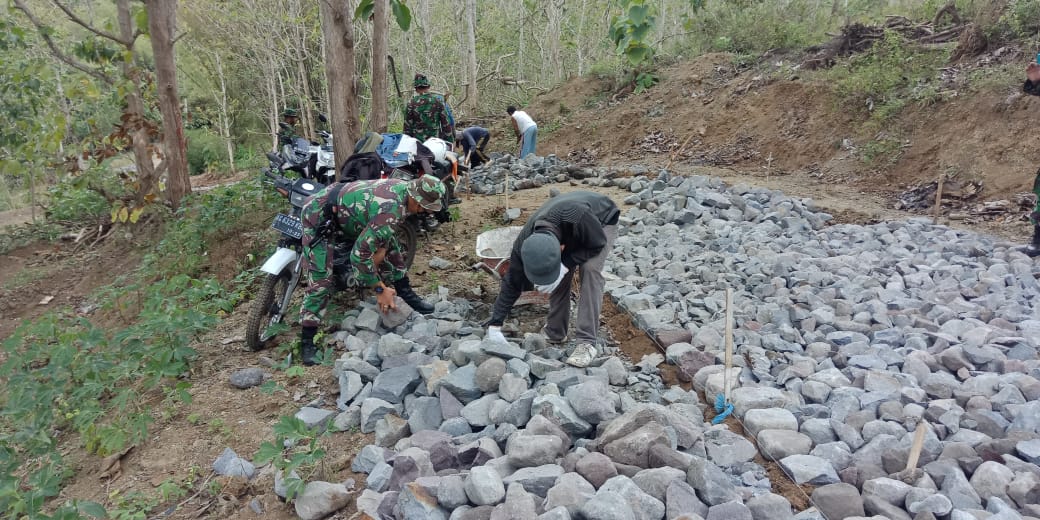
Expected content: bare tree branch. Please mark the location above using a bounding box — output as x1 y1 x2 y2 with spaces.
11 0 114 85
50 0 134 45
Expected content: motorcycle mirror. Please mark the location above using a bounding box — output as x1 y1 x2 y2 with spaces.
318 113 328 123
279 121 291 130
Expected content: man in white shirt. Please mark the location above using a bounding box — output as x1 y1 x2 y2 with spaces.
507 106 537 159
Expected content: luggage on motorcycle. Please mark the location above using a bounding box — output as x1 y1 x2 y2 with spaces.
375 133 406 167
423 138 450 163
354 131 383 154
340 151 388 182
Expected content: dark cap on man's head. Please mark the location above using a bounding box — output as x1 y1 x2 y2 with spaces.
520 232 561 285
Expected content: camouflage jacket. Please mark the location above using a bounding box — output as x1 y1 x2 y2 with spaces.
278 124 301 146
302 179 410 285
404 92 453 143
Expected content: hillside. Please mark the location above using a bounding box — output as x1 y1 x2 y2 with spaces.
522 49 1037 241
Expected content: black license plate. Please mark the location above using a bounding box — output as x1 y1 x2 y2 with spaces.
271 213 303 239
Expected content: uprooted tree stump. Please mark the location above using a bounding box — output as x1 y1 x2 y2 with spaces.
803 5 969 69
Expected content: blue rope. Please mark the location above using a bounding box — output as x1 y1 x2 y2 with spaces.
712 393 733 424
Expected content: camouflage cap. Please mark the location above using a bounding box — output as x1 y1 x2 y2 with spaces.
406 174 446 212
413 73 430 88
282 108 299 118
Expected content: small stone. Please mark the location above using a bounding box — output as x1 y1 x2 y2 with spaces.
476 357 508 393
811 483 864 520
577 451 618 489
465 466 506 506
213 447 255 479
294 481 352 520
229 368 267 389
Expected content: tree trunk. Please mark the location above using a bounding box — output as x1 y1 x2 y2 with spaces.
215 53 236 174
146 0 191 209
266 54 279 151
463 0 478 111
370 0 388 132
320 0 361 174
116 0 158 207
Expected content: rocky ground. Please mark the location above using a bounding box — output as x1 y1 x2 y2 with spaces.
204 157 1040 520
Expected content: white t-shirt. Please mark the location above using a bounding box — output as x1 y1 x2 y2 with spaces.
511 110 536 133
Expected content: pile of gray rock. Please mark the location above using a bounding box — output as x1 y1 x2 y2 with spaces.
467 154 601 195
229 168 1040 520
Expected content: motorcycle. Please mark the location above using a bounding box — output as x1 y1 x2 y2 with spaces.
244 163 419 352
274 114 336 184
383 136 466 231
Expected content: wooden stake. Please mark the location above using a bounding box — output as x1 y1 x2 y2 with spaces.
905 420 928 472
723 288 734 403
933 175 945 221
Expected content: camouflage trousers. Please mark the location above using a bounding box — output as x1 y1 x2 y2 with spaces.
1032 169 1040 226
298 222 407 329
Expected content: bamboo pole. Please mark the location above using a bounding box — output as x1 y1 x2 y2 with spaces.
933 174 945 221
905 421 929 471
724 288 734 403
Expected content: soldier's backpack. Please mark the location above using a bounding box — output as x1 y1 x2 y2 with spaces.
340 151 388 182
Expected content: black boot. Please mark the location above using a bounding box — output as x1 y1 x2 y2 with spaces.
300 326 319 366
393 276 434 315
446 181 462 205
1024 225 1040 257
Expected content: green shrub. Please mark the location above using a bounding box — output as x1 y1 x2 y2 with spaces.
46 165 127 223
682 0 826 55
185 128 227 175
827 31 949 125
1007 0 1040 37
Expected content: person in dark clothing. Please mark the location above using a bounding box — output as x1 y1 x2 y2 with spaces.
1022 62 1040 256
457 126 490 167
485 191 620 368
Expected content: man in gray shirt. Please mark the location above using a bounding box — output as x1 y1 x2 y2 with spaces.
486 191 620 367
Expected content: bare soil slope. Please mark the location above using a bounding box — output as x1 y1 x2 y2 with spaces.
527 51 1038 234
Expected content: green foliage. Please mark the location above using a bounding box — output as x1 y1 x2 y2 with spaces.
1006 0 1040 37
145 180 278 278
634 71 659 93
186 128 227 175
0 173 277 518
683 0 821 54
609 0 657 67
253 416 332 501
827 31 949 126
355 0 413 31
45 164 128 222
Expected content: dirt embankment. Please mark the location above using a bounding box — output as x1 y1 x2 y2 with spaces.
524 51 1039 242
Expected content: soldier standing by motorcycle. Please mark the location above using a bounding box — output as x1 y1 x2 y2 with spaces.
404 74 453 144
297 175 446 365
278 108 302 146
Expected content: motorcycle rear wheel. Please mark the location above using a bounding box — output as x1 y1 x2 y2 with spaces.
396 221 418 269
245 270 294 351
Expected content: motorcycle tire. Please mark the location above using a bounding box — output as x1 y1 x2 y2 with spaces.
396 220 419 269
245 269 294 351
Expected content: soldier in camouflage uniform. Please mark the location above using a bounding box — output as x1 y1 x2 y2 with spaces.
1022 62 1040 256
296 175 446 365
404 74 453 143
278 108 301 146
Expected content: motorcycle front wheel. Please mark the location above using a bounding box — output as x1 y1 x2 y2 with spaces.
245 269 295 351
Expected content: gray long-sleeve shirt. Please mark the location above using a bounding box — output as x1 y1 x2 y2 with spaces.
489 191 619 325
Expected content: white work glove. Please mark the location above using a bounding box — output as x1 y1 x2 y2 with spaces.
535 264 568 294
486 326 507 344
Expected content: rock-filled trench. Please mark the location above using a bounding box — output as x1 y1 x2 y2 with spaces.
221 159 1040 520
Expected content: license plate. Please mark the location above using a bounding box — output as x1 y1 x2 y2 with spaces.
271 213 303 239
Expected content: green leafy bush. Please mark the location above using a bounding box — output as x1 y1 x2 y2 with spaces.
185 128 227 175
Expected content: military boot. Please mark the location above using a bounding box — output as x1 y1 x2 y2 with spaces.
393 276 434 314
300 326 319 366
1024 225 1040 257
